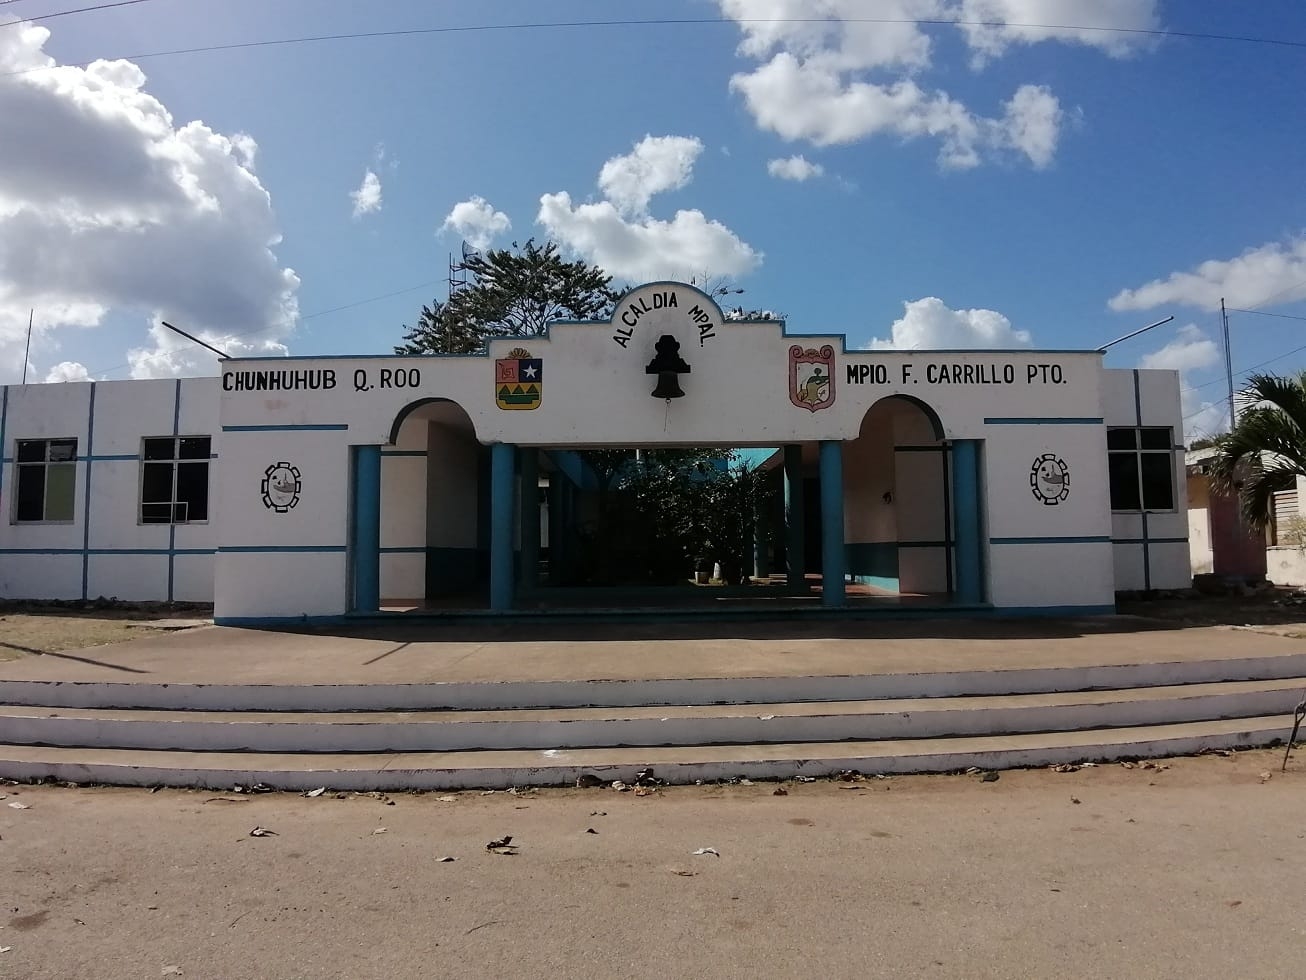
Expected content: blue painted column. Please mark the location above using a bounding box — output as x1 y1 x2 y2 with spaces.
951 439 983 605
352 444 382 613
783 444 806 593
818 440 846 608
490 442 516 611
518 448 540 592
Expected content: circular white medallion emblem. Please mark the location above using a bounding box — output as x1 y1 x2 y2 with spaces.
261 461 302 513
1029 453 1070 505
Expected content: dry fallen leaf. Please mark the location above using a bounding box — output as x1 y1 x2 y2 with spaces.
304 787 326 798
670 869 697 877
248 826 278 838
692 847 720 857
437 856 456 863
372 828 388 835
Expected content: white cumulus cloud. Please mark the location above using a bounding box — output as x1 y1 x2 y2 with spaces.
44 360 90 383
865 296 1033 349
957 0 1160 65
350 169 382 217
767 155 825 181
440 196 511 251
0 23 299 382
1109 238 1306 312
538 194 760 283
537 136 761 282
716 0 1156 168
598 135 703 216
1138 324 1226 440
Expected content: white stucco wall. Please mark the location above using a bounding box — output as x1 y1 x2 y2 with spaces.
2 283 1189 617
1105 369 1190 591
0 378 217 601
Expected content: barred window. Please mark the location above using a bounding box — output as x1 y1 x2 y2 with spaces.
1107 428 1175 511
14 438 77 522
140 436 211 524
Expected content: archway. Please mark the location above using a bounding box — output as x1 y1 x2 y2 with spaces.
842 395 953 600
369 397 487 610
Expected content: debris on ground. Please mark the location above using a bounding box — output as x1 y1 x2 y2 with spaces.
486 836 517 854
371 828 387 835
1141 761 1170 771
1070 796 1082 805
161 968 182 977
964 767 982 775
633 786 658 798
669 869 696 877
436 795 458 803
590 811 607 817
1120 761 1136 769
794 775 816 783
837 770 865 782
437 856 456 863
575 773 605 788
248 826 278 838
692 847 720 857
773 786 789 796
1259 771 1273 783
204 797 250 804
479 791 496 796
234 783 272 794
633 768 664 787
1051 764 1080 773
303 787 326 798
0 946 12 953
610 781 629 792
981 772 1000 783
7 801 30 809
585 828 599 835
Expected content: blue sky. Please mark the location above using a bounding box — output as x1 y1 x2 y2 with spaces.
3 0 1306 440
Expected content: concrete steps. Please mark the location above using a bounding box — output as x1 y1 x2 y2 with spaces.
0 678 1301 753
1 653 1301 788
0 716 1290 791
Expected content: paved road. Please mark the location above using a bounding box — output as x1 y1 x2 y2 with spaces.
2 747 1304 979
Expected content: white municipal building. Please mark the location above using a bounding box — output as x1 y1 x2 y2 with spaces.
0 282 1189 624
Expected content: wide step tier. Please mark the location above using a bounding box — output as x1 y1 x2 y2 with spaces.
0 716 1292 791
0 678 1301 753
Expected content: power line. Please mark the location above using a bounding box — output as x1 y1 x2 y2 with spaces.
4 15 1306 77
0 0 155 27
1228 308 1306 322
1182 341 1306 420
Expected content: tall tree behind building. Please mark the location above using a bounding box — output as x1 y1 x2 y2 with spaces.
395 239 617 355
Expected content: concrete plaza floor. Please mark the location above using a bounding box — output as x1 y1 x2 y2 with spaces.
1 748 1303 980
0 614 1302 686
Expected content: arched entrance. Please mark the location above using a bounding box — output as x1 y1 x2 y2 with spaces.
840 395 984 604
351 397 486 613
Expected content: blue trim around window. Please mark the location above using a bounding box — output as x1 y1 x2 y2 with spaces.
218 545 348 553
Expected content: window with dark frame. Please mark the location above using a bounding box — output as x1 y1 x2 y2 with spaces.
139 436 211 524
14 438 78 523
1107 427 1175 511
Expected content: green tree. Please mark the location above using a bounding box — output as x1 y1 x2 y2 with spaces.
1208 371 1306 529
395 240 618 355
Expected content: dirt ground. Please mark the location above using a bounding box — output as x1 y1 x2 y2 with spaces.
1 747 1304 980
0 603 211 661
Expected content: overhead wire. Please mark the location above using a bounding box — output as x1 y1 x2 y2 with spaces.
0 0 155 26
3 15 1306 77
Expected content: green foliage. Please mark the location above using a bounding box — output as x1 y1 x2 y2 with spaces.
395 240 618 355
574 450 765 586
1207 371 1306 530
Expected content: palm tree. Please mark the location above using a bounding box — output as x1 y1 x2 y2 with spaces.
1208 371 1306 529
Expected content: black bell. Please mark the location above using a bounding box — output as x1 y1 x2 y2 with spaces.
646 334 690 400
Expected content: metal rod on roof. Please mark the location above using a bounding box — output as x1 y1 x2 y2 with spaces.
1095 315 1175 353
161 321 230 359
21 308 33 384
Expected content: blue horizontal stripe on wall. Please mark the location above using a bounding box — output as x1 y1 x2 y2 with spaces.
380 546 426 553
0 548 217 556
221 424 349 432
1112 537 1188 545
894 445 946 453
216 546 347 554
990 536 1112 545
899 540 949 548
983 417 1104 425
381 450 426 457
